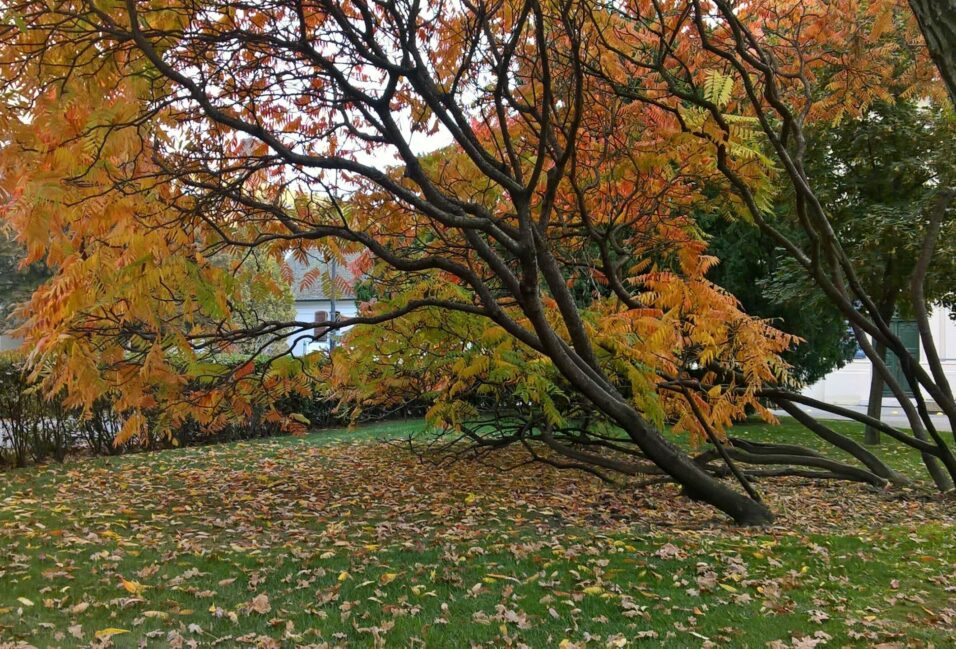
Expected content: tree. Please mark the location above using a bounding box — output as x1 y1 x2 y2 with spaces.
215 253 297 358
803 100 956 444
0 0 793 524
0 0 951 522
908 0 956 106
702 216 855 387
594 0 956 490
0 233 49 332
703 99 956 443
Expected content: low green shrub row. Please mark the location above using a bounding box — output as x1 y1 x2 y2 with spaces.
0 354 349 468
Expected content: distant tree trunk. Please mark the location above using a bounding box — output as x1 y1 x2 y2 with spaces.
909 0 956 107
864 338 888 445
864 295 898 445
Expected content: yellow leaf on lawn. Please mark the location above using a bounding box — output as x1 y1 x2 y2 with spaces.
486 573 520 583
379 572 399 586
17 597 34 607
120 579 145 595
337 571 350 582
582 586 603 596
95 628 129 638
719 583 737 593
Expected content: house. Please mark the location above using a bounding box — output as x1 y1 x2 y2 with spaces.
286 253 360 356
802 309 956 408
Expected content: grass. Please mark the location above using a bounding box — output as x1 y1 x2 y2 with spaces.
1 417 954 648
725 418 936 481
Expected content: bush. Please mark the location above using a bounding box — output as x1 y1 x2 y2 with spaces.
0 350 434 469
0 353 356 467
0 355 77 466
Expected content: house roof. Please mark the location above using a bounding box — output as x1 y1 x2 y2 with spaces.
286 252 358 301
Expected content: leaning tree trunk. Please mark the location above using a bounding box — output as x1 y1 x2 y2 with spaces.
614 410 775 525
545 353 776 524
909 0 956 107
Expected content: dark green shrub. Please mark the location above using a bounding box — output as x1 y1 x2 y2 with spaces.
0 354 77 466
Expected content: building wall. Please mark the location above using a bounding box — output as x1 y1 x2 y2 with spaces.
802 308 956 406
0 334 21 352
288 299 359 357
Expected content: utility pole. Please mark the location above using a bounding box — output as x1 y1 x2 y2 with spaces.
329 256 337 355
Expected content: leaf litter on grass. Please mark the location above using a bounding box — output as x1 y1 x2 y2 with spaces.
0 433 954 647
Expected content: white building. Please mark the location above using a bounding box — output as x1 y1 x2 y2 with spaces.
0 333 20 352
803 309 956 407
286 253 359 357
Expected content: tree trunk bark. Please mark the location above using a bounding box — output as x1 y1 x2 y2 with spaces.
864 294 898 445
909 0 956 107
616 412 774 525
520 301 776 525
776 400 909 484
864 337 887 445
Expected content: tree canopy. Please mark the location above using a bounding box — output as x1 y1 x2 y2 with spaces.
1 0 954 523
0 233 50 332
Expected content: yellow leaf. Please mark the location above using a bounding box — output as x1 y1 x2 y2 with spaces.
379 572 399 586
95 628 129 638
337 571 350 582
582 586 603 596
17 597 34 607
464 493 477 504
718 583 737 593
120 579 145 595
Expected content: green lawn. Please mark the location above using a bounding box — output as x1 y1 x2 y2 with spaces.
1 418 954 648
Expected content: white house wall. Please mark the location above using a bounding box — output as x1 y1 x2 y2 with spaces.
289 299 359 357
802 307 956 407
0 334 21 352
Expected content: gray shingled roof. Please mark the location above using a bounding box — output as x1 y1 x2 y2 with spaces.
287 252 358 301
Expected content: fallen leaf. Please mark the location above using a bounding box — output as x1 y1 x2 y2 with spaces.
247 593 271 615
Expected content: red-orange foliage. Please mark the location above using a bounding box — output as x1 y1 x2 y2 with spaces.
0 0 947 521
